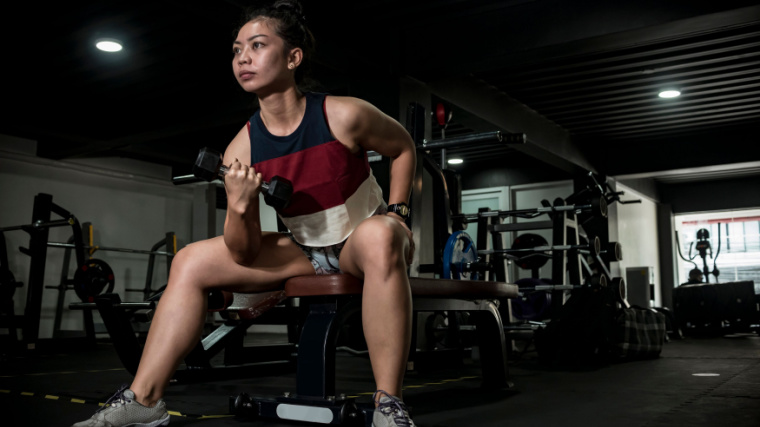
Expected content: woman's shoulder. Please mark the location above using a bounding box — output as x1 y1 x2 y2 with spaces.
323 94 371 112
323 95 379 130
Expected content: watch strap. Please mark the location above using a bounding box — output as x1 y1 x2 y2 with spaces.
387 202 410 220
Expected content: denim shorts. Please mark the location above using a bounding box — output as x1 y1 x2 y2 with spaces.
287 204 387 275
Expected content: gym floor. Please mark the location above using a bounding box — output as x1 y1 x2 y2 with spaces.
2 332 759 427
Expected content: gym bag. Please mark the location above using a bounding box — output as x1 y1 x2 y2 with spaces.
612 306 666 359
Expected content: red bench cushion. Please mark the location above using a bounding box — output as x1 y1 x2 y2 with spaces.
214 274 517 320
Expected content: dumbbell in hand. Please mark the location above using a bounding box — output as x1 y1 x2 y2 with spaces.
193 147 293 210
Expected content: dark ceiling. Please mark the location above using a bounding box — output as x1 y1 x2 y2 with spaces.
3 0 760 186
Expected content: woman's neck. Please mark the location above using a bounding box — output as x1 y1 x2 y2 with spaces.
258 88 306 136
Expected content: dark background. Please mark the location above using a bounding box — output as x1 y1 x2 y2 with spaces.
3 0 760 212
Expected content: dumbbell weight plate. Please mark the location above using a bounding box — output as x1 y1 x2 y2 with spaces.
339 401 364 427
193 147 293 211
193 147 224 182
231 393 258 418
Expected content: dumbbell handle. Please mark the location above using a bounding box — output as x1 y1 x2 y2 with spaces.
216 164 272 191
172 165 271 190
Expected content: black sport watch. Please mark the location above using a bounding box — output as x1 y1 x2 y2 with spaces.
387 203 410 220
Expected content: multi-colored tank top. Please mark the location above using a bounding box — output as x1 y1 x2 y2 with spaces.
248 92 384 246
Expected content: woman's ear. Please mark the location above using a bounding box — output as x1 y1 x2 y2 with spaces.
288 47 303 69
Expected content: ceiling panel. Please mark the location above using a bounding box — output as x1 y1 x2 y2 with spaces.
1 0 759 183
472 23 760 141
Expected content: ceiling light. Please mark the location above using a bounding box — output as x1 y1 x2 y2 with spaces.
95 38 123 52
447 158 463 165
692 373 720 377
658 90 681 99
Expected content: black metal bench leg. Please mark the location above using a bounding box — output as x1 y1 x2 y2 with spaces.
472 300 513 389
297 300 349 397
95 294 142 376
243 297 371 426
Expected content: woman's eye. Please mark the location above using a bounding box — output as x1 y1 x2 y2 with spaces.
232 47 241 55
253 42 263 49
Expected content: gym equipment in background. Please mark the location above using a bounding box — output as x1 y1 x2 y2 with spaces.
0 193 97 351
676 226 721 284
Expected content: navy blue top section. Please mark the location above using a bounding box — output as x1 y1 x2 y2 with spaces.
249 92 335 165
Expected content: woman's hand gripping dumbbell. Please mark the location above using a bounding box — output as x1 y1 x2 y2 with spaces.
192 147 293 210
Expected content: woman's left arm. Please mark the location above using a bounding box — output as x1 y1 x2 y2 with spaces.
326 97 417 218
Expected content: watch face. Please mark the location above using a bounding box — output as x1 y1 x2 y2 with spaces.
390 204 409 217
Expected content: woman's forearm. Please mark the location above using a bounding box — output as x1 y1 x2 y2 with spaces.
223 197 263 265
387 143 416 206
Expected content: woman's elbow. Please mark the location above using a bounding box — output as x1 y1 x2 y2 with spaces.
230 249 259 267
224 238 260 266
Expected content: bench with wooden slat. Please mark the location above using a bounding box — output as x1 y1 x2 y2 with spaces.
218 274 518 320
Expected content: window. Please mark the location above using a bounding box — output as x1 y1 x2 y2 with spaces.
675 209 760 294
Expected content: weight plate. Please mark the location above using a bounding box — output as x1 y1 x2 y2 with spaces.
442 231 479 280
591 195 608 218
74 258 115 302
588 274 607 288
610 277 627 304
607 241 623 261
511 233 550 270
592 236 601 256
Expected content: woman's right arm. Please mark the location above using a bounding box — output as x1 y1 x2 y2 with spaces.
222 125 264 265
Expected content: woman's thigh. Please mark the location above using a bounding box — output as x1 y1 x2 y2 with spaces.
173 232 315 292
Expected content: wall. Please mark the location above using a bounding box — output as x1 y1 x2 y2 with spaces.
659 175 760 214
1 135 194 339
614 182 662 306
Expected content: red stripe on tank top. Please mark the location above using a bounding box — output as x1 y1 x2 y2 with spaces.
253 139 370 218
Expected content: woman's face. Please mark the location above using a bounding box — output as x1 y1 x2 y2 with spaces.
232 19 293 94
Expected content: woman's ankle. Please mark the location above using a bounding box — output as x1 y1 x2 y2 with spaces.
130 384 159 407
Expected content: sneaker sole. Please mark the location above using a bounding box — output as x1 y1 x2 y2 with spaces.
129 414 170 427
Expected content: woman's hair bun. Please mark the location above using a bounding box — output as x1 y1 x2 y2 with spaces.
273 0 305 21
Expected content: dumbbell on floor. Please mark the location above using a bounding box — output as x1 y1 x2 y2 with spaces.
193 147 293 211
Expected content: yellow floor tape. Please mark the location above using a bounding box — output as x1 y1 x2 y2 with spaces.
0 375 481 419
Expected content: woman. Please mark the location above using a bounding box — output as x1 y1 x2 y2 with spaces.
72 1 417 427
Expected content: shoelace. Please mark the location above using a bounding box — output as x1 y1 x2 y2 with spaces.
97 384 131 413
373 390 413 427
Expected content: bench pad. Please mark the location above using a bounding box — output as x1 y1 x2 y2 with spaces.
215 274 518 320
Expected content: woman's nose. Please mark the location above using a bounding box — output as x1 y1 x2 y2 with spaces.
237 49 251 65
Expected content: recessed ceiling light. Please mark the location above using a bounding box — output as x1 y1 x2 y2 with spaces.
659 90 681 99
447 158 464 165
95 38 123 52
692 373 720 377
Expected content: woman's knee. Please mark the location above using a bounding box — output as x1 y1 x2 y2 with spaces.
352 218 408 269
167 240 218 290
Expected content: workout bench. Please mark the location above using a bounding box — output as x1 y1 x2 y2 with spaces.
81 273 517 425
224 273 518 426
